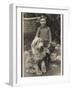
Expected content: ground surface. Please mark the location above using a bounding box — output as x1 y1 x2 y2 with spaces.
24 61 61 77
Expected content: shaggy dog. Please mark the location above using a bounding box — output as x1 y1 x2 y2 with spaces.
24 38 61 75
31 37 50 75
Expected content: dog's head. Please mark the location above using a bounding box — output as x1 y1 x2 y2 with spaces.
31 37 44 52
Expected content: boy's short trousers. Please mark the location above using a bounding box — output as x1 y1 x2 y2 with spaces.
43 40 49 47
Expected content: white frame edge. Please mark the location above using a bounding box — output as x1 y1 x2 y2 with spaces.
9 3 70 86
9 4 17 86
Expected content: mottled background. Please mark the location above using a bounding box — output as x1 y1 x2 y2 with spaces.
23 13 61 51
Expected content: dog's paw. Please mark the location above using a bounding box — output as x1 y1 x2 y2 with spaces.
26 68 36 74
36 71 42 75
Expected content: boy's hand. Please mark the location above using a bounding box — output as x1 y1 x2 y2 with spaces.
48 43 51 48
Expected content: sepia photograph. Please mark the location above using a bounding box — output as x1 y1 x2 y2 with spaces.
21 12 63 77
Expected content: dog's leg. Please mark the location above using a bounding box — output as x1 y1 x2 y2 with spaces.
34 64 42 75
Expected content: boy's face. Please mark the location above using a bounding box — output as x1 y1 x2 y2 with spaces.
40 18 46 27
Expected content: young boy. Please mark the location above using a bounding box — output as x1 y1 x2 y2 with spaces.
33 15 52 74
36 15 52 47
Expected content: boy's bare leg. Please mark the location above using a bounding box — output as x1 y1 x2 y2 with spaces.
41 61 46 73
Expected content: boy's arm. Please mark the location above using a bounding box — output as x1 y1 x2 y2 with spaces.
48 27 52 43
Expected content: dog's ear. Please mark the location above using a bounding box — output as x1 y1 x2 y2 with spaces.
31 37 39 48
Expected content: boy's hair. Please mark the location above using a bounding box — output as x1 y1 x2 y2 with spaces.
40 15 47 21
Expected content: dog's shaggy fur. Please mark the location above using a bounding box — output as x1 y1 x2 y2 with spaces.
31 37 50 75
24 37 61 76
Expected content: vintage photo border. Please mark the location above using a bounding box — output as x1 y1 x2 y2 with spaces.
21 12 63 77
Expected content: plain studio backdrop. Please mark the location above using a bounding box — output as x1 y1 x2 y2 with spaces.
0 0 72 89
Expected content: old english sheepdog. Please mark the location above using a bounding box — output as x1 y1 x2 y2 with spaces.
31 37 50 75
